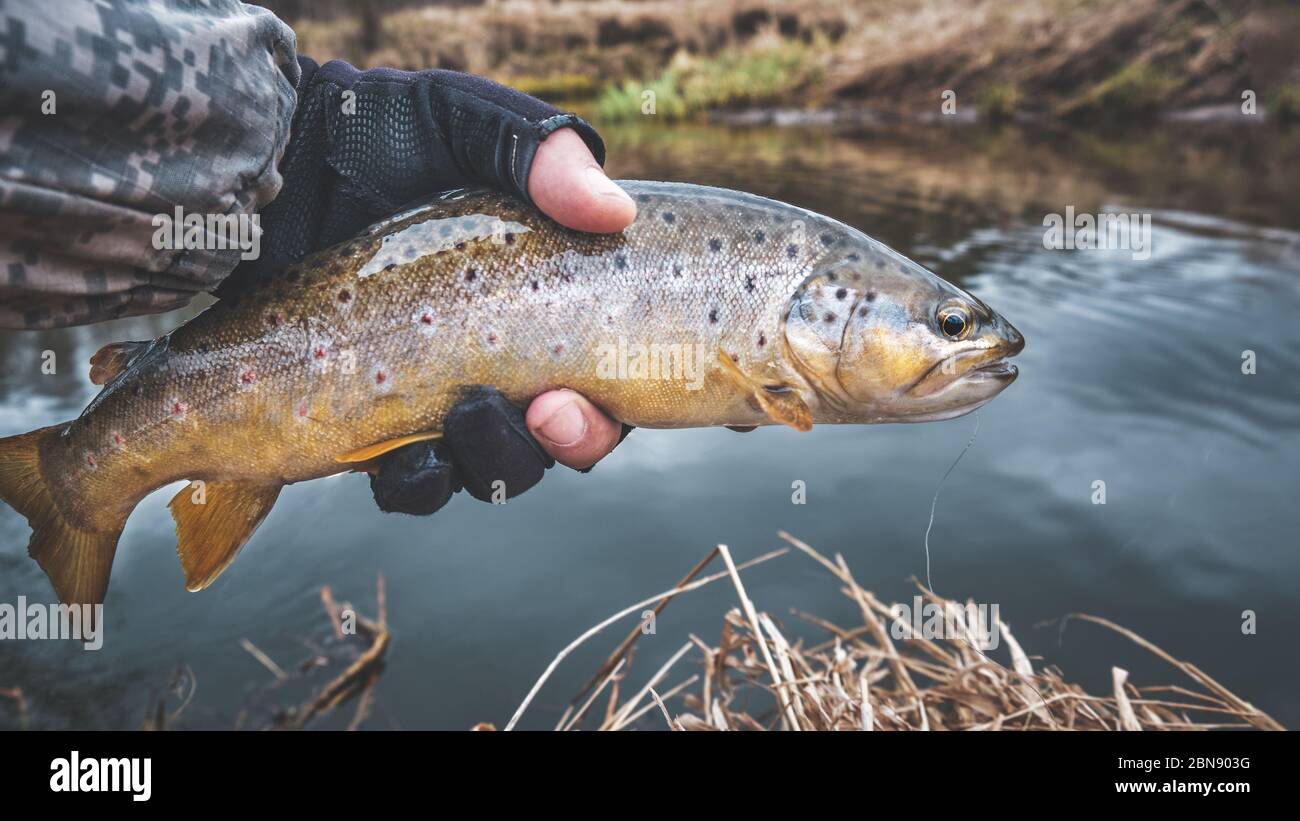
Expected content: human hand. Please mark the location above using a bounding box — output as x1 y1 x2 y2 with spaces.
224 60 636 513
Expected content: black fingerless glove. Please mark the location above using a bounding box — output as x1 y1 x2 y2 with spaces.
221 56 606 292
370 387 555 516
222 59 619 516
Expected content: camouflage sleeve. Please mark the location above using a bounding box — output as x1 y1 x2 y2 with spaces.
0 0 300 329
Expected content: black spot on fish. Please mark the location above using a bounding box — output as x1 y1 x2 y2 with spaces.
504 233 515 244
824 312 836 323
827 272 838 282
859 306 870 317
848 253 860 262
820 233 834 247
709 308 719 323
758 332 766 347
709 238 722 253
662 211 675 224
338 289 351 303
835 288 848 300
673 265 683 277
745 275 755 292
787 244 798 259
614 254 627 270
531 280 539 291
866 290 878 301
753 230 765 243
466 269 477 282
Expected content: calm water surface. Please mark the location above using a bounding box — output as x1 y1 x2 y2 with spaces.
2 121 1298 729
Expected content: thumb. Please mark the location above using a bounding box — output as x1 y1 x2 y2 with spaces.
527 128 636 233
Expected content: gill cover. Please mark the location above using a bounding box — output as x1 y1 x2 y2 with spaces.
783 259 864 405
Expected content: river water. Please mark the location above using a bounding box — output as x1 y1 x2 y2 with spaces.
1 120 1297 729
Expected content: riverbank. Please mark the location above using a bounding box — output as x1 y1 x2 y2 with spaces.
287 0 1300 125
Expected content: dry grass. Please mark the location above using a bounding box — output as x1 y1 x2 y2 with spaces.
498 533 1283 731
286 0 1299 121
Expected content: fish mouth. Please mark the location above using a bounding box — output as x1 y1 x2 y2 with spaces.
965 359 1019 382
907 349 1019 397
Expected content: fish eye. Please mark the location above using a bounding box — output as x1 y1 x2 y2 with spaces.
939 306 971 339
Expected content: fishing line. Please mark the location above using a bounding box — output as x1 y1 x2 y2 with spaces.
917 410 1057 728
922 411 980 592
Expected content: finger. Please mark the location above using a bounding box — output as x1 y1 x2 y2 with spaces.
443 388 552 502
527 128 636 233
370 441 459 516
526 389 623 471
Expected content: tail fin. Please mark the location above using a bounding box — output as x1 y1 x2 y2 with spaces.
0 425 127 605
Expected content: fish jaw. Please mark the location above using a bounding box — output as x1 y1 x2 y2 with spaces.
780 229 1025 424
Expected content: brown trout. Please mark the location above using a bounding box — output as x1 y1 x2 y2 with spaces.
0 181 1023 605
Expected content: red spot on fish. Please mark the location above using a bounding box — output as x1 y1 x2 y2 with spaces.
375 370 387 384
552 343 565 355
240 369 257 384
298 403 308 418
420 313 433 325
171 401 187 417
487 332 498 344
313 346 326 359
86 452 97 468
112 432 125 448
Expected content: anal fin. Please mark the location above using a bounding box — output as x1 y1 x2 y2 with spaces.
716 350 813 432
169 479 282 592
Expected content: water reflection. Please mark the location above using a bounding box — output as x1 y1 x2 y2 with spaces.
1 121 1298 730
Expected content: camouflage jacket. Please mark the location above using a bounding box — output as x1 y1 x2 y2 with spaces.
0 0 299 329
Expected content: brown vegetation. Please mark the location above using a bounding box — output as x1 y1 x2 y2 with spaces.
279 0 1300 123
497 535 1283 731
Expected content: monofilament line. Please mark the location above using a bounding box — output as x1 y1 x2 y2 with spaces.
917 411 1057 727
922 411 980 592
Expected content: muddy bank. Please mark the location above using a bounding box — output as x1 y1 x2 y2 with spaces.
279 0 1300 125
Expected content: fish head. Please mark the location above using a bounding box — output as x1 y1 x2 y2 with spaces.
783 239 1024 423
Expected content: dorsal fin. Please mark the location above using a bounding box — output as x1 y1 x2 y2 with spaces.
88 340 152 385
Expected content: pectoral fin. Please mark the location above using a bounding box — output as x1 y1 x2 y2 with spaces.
335 431 442 463
716 350 813 432
169 479 282 592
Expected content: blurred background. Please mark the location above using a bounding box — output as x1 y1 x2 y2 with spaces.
2 0 1298 730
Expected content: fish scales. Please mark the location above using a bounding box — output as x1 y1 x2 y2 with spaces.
0 181 1024 605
